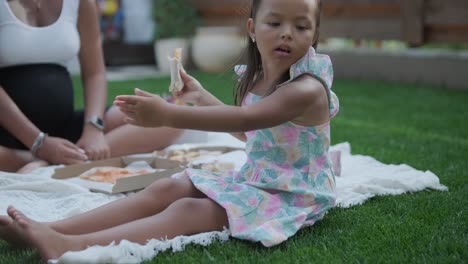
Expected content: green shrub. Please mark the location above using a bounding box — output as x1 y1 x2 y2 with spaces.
152 0 200 39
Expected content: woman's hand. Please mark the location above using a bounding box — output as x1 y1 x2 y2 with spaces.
174 70 206 105
36 136 88 165
114 88 169 127
77 128 111 160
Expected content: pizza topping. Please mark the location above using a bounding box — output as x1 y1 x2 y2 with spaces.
79 167 151 184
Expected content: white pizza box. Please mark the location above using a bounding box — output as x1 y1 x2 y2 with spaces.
52 145 244 195
52 156 184 195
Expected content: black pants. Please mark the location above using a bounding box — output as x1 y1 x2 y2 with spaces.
0 64 84 150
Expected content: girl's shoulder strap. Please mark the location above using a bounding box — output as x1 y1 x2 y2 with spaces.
288 47 339 118
289 46 333 90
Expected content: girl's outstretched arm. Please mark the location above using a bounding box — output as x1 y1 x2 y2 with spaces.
176 71 246 141
115 76 327 133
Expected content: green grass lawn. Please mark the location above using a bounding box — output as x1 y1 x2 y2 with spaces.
1 72 467 263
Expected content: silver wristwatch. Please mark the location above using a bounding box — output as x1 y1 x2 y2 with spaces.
87 116 105 131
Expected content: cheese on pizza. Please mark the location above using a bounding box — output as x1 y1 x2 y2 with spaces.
79 166 151 184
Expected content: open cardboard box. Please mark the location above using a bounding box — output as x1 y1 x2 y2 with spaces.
52 146 244 195
52 156 184 194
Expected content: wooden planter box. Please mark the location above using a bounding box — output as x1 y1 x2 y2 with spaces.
189 0 468 46
321 0 468 46
102 0 467 65
189 0 248 28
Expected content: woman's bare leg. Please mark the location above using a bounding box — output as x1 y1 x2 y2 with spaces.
0 145 34 172
104 107 183 156
16 159 49 174
8 197 228 261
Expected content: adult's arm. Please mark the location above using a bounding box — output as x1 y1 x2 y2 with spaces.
75 0 110 160
0 86 41 148
0 86 88 164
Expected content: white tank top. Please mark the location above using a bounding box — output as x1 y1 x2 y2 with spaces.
0 0 80 68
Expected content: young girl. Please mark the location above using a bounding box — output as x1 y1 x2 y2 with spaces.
0 0 339 261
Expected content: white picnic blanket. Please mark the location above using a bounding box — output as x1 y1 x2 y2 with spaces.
0 132 447 264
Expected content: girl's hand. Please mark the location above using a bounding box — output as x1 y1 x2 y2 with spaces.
76 128 111 161
114 88 169 127
175 70 206 105
37 136 88 165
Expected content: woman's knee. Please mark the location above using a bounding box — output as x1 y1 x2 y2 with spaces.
104 106 126 132
0 146 30 172
0 145 7 155
0 146 9 165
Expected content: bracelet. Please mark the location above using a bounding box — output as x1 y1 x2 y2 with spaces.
31 132 47 156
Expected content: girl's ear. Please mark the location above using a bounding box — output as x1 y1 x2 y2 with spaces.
247 18 255 41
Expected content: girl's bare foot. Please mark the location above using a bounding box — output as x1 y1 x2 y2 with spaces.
7 206 84 261
0 207 31 247
17 160 49 174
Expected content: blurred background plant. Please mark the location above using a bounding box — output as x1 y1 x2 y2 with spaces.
152 0 200 40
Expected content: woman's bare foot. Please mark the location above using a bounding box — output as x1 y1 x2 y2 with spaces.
7 206 84 261
17 159 49 174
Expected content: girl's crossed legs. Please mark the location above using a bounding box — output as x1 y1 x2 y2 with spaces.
0 175 228 261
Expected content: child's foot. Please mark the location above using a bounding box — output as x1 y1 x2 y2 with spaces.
0 214 11 226
6 206 81 261
0 207 31 247
17 160 49 174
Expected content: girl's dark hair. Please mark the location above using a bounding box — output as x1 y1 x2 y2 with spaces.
234 0 322 106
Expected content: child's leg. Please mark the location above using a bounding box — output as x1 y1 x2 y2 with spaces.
0 175 203 246
49 175 204 234
10 197 228 261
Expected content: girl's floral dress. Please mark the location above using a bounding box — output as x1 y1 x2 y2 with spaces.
186 47 339 247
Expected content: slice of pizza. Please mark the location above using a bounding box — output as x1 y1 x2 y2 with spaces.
154 149 224 163
168 48 184 93
79 166 151 184
201 161 235 173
